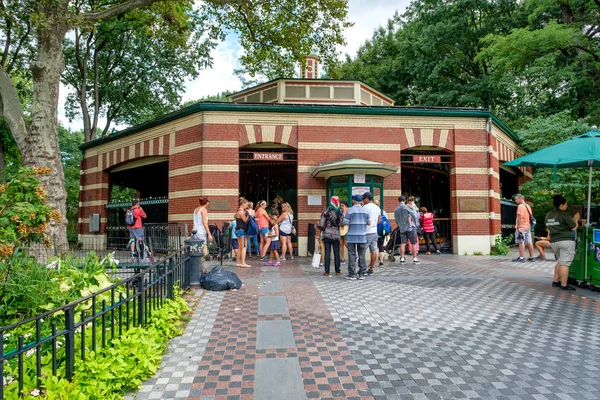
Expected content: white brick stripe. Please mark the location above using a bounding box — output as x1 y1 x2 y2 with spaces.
149 139 154 155
298 165 316 173
455 145 487 152
451 168 488 175
452 190 489 197
82 183 109 190
171 213 233 221
140 141 145 157
262 125 276 142
158 135 164 155
78 218 107 224
298 143 400 151
245 124 256 144
129 145 135 160
169 189 239 199
169 165 239 177
452 212 498 220
439 129 449 148
169 133 176 155
80 200 106 207
300 212 322 220
82 167 100 175
298 189 326 196
405 128 415 148
281 126 292 145
421 128 434 146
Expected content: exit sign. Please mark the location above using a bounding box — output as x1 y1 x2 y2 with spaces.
410 155 442 163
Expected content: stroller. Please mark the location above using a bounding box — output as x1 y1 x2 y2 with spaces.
206 224 224 261
383 227 402 261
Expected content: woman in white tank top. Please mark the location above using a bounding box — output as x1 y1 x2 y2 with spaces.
193 196 212 246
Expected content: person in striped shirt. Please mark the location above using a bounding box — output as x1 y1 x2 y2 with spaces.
343 195 371 280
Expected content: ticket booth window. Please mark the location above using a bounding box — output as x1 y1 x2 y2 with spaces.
326 175 384 207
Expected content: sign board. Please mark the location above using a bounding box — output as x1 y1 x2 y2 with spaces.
209 199 230 211
353 172 365 183
253 152 284 161
594 229 600 244
459 198 487 212
307 195 322 206
409 155 442 163
352 186 371 197
89 213 100 233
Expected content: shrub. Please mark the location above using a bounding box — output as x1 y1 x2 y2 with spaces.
490 233 513 256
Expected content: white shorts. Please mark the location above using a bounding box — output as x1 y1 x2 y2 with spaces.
515 229 532 245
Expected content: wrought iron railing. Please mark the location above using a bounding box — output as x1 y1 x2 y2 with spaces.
0 248 191 398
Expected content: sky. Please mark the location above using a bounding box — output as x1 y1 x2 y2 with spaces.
58 0 412 132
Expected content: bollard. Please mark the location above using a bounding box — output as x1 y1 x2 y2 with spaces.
184 232 205 286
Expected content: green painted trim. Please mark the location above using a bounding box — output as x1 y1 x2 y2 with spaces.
81 102 519 150
107 198 169 208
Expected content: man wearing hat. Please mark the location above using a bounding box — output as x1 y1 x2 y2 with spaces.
343 194 371 280
362 192 381 275
317 196 345 277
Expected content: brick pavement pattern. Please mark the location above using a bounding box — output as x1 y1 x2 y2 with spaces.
129 253 600 400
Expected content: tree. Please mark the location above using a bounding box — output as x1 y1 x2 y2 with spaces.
62 1 217 142
58 126 83 242
181 91 231 108
339 0 526 114
0 0 351 257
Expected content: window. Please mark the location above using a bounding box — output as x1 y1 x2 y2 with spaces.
326 175 384 208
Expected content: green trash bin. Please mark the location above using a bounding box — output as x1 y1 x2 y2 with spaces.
586 228 600 287
569 227 587 282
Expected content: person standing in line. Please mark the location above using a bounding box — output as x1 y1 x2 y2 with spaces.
317 196 344 277
362 192 381 276
246 202 259 258
193 196 213 254
128 200 147 255
229 215 238 262
420 207 441 255
255 200 271 261
374 199 388 267
406 196 421 259
513 193 535 262
277 202 295 260
339 200 349 264
235 198 250 268
545 194 580 290
393 196 419 264
265 214 281 266
344 195 370 280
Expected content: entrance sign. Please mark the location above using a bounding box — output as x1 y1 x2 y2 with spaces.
253 152 284 160
352 186 370 196
353 172 365 183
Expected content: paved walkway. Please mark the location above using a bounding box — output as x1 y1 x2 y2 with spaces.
128 251 600 400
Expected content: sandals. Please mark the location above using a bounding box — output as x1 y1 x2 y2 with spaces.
425 252 431 255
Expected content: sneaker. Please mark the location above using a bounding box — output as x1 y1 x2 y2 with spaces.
264 262 273 266
379 262 384 267
340 260 346 264
413 258 420 264
357 274 366 280
552 281 561 287
259 256 266 261
527 257 535 262
273 262 281 266
366 269 374 276
280 257 286 261
345 275 357 280
512 257 525 263
535 256 546 261
560 285 576 291
319 263 324 267
400 257 406 264
323 272 332 277
290 255 294 260
335 272 342 276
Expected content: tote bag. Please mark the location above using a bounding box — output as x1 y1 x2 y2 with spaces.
311 251 321 268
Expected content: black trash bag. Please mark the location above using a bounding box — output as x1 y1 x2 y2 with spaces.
200 266 243 291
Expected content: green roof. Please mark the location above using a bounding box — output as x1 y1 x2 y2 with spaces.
81 102 519 150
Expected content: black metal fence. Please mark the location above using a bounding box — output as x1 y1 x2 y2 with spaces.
0 247 191 399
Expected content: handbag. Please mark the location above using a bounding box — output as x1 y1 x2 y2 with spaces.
289 215 296 235
311 250 321 268
526 205 537 232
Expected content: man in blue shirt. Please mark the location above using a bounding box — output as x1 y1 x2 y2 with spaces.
344 194 371 280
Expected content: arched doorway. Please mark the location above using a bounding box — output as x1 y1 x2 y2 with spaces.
401 151 452 251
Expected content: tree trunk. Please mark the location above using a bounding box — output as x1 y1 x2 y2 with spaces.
22 19 70 257
0 139 5 183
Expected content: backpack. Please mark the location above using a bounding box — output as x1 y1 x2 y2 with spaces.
125 208 136 227
377 211 392 236
526 205 537 232
246 216 259 236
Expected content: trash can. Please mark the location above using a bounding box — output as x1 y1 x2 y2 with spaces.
585 228 600 287
185 234 205 286
569 227 587 283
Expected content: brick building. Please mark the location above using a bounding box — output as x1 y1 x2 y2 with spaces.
79 57 529 255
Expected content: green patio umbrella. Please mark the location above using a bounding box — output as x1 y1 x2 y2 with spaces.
505 126 600 279
504 126 600 227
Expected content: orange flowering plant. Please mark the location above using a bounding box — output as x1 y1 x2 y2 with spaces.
0 167 62 259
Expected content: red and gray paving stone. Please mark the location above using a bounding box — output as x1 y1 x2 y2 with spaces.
128 251 600 400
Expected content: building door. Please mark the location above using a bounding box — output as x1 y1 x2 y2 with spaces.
239 147 298 252
401 152 452 251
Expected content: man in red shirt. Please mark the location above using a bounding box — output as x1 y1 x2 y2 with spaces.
513 194 535 262
128 200 147 253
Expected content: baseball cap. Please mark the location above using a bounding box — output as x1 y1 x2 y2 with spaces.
352 194 363 202
362 192 373 200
